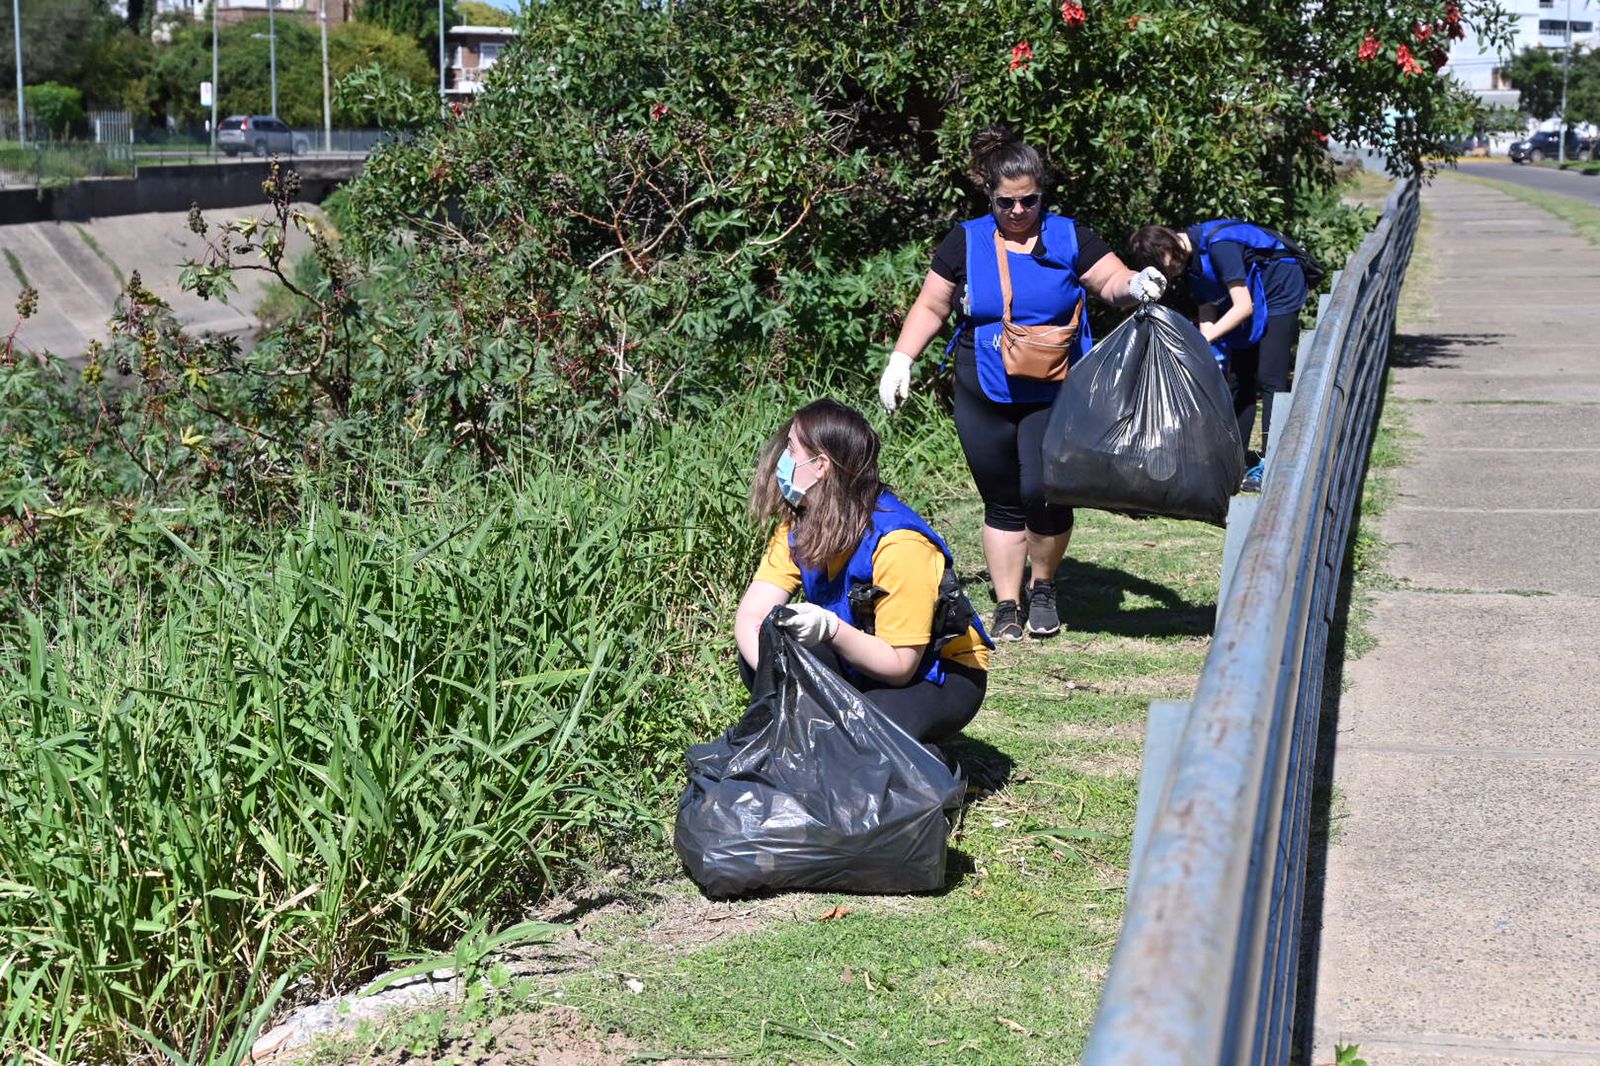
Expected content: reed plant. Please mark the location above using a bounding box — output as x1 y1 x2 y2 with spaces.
0 388 872 1062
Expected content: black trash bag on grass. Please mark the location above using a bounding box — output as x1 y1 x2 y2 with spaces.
674 611 964 898
1041 303 1244 526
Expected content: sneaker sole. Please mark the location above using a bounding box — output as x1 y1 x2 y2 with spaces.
994 628 1025 643
1025 623 1061 639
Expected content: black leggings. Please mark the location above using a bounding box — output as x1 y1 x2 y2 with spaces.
1229 313 1301 454
952 358 1073 536
738 646 986 744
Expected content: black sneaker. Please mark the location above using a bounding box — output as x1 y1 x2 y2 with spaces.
991 600 1024 642
1026 580 1061 639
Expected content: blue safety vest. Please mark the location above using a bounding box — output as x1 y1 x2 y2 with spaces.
793 491 992 686
1188 220 1304 350
962 212 1094 404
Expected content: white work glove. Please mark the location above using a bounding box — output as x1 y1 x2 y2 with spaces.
775 603 840 647
1128 266 1168 303
877 351 915 414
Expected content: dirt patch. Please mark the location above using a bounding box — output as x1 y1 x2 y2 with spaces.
361 1005 704 1066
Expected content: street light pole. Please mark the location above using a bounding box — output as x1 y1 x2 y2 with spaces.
438 0 446 102
11 0 24 148
1559 0 1572 164
319 0 331 152
268 0 277 117
210 0 220 152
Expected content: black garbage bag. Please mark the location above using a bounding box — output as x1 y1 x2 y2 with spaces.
1041 303 1244 526
674 612 964 898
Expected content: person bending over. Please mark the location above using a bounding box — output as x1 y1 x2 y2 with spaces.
1127 220 1315 492
734 399 992 745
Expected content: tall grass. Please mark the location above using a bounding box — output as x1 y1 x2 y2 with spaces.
1 389 905 1062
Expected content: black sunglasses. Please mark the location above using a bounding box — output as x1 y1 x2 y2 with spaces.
991 193 1041 211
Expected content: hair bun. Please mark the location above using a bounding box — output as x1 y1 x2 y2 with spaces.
968 123 1016 183
967 123 1047 191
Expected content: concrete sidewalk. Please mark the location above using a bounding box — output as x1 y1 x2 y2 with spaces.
1310 177 1600 1063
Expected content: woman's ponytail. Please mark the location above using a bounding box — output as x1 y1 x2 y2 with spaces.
968 123 1048 192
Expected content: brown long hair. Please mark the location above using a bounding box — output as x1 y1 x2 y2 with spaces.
749 399 884 571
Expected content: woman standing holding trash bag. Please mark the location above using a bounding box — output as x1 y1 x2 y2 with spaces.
877 125 1168 641
733 399 992 745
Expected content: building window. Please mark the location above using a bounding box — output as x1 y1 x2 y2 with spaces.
1540 0 1554 8
1539 19 1594 36
479 42 502 67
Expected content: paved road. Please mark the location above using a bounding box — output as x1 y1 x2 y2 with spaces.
1446 158 1600 208
1310 175 1600 1064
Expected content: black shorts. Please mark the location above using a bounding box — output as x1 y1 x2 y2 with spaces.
1230 313 1300 395
952 359 1073 537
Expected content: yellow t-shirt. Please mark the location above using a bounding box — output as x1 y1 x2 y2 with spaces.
753 525 991 672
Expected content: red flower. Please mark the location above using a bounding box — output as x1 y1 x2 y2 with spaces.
1061 1 1086 27
1448 20 1465 40
1127 14 1141 29
1415 22 1433 41
449 101 464 119
1358 33 1380 61
1312 128 1330 144
650 102 669 121
1445 1 1462 25
1397 43 1424 76
1430 46 1450 71
1010 40 1033 71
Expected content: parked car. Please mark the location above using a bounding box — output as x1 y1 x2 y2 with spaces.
217 115 310 158
1441 133 1491 157
1509 130 1594 164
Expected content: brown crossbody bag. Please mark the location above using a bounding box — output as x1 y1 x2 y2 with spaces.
993 229 1082 382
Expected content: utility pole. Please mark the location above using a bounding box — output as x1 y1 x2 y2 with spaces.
319 0 331 152
1556 0 1572 164
11 0 24 147
210 0 220 152
268 0 278 117
438 0 447 102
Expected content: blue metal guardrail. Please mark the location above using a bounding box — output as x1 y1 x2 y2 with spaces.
1084 173 1422 1066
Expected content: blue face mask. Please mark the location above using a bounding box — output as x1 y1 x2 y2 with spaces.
776 449 818 506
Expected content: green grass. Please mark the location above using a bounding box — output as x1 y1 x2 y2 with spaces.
3 247 28 289
72 223 126 285
1452 172 1600 247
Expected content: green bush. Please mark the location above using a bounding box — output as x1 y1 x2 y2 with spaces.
22 82 85 138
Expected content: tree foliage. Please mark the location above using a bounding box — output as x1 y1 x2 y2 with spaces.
151 16 434 127
358 0 458 64
22 82 86 137
1507 44 1600 128
456 0 514 27
1507 45 1563 121
1561 47 1600 127
0 0 147 113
